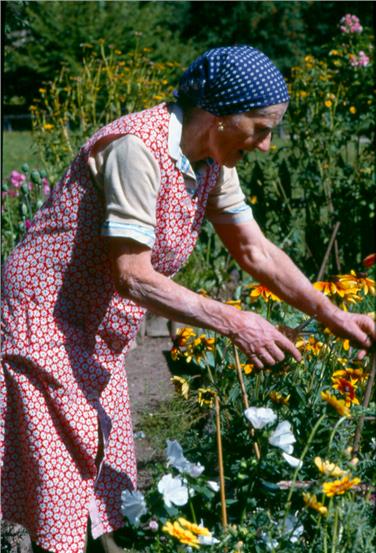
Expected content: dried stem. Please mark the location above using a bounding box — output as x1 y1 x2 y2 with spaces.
215 395 228 528
233 345 261 460
317 221 341 281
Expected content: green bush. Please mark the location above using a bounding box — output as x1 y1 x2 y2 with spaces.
238 19 375 277
30 43 182 182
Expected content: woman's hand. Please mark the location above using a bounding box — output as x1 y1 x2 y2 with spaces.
323 310 376 359
230 311 302 369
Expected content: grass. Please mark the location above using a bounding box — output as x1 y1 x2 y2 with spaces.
2 131 44 180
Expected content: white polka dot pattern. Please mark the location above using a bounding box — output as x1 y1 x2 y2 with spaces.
0 103 221 553
175 45 289 115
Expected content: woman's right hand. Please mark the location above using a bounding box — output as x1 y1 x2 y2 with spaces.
230 311 302 369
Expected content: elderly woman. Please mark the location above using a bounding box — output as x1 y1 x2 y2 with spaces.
1 46 375 553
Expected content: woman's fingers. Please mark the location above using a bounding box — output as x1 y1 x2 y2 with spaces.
276 333 302 362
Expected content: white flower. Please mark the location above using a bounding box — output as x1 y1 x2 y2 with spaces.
120 490 147 526
198 534 220 545
166 439 205 478
207 480 220 492
244 407 277 429
282 452 303 469
261 532 279 551
157 473 189 508
282 514 304 543
269 421 296 454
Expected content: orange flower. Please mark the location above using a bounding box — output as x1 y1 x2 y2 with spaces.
322 475 361 497
321 391 351 417
337 271 375 296
332 367 368 384
249 284 280 302
331 376 359 406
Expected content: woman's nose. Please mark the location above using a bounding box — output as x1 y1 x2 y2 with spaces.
256 134 272 153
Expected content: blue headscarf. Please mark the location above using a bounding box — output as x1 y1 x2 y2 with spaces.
174 45 289 116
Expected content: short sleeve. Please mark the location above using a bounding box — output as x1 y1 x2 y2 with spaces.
205 166 253 224
89 135 160 248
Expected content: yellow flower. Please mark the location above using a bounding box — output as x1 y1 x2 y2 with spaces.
249 284 280 302
162 520 199 548
43 123 54 131
38 88 47 94
329 49 341 56
225 299 242 310
185 334 215 363
304 55 315 63
29 105 37 112
303 492 328 515
249 195 258 205
171 376 189 399
197 388 216 407
243 363 254 375
324 100 332 108
299 90 308 98
269 391 290 405
349 106 356 114
175 327 196 347
114 49 122 55
178 518 210 536
296 335 325 357
321 391 351 417
314 277 360 302
314 456 346 478
322 475 361 497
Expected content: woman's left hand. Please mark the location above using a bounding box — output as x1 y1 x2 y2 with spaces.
325 310 376 359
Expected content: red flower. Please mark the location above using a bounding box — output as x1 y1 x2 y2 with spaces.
363 253 376 269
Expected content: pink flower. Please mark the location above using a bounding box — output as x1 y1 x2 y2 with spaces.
349 51 370 67
24 219 32 231
42 177 51 197
340 14 363 34
9 170 26 188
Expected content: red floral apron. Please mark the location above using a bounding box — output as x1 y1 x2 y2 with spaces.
0 103 220 552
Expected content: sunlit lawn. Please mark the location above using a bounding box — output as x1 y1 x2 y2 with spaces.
2 131 43 180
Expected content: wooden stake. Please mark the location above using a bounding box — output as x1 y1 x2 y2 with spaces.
215 395 228 528
317 221 341 281
233 345 261 461
353 352 376 454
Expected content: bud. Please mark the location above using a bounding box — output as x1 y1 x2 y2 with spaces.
31 170 41 184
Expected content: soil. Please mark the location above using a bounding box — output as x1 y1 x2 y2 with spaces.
1 336 174 552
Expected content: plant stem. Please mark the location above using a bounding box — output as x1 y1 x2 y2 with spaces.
215 395 228 529
283 415 325 524
353 351 376 453
233 345 261 460
331 505 339 553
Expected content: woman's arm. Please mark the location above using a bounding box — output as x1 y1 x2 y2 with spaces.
108 238 302 369
214 219 376 355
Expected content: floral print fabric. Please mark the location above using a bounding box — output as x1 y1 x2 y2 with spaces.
1 103 220 553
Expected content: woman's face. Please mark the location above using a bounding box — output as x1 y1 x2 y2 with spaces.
207 102 288 167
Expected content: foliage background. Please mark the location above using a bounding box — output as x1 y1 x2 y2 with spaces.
3 0 375 113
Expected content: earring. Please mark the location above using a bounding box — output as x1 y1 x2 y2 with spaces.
218 121 225 132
